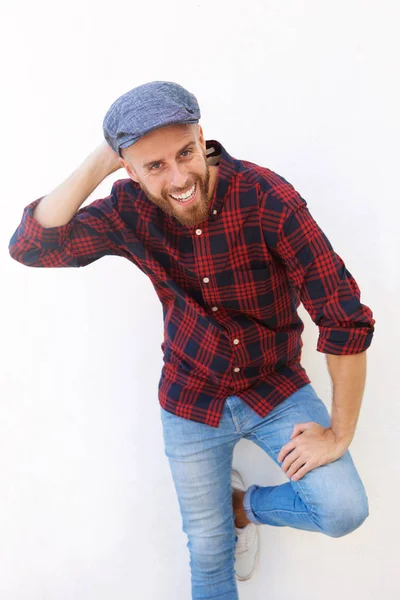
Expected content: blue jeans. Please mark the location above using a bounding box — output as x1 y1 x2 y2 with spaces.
160 383 369 599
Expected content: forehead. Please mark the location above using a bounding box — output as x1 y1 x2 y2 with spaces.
124 123 198 165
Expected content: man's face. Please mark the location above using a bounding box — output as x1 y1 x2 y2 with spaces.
119 123 211 227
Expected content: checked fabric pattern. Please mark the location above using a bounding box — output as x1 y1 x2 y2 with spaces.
9 140 375 427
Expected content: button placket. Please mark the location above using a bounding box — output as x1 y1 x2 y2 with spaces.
193 224 214 300
193 221 223 322
232 336 245 375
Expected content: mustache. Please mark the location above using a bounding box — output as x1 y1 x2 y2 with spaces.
168 180 197 195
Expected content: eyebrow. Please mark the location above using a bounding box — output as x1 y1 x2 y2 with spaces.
142 140 196 169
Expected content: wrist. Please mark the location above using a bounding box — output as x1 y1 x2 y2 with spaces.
330 428 353 448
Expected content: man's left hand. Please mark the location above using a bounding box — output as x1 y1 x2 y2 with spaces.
277 422 349 482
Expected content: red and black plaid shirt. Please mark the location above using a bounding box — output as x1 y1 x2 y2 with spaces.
9 140 375 427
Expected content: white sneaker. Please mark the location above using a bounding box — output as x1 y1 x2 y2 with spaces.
231 469 260 581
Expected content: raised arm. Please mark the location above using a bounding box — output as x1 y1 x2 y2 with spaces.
9 142 128 268
32 141 122 228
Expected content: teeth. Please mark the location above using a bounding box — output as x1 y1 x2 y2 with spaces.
171 183 196 201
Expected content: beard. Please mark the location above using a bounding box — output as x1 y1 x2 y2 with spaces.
138 155 211 228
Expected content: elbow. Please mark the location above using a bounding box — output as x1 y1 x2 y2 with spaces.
9 244 43 267
9 232 43 268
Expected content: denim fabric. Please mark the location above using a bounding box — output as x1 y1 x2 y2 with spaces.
160 383 369 599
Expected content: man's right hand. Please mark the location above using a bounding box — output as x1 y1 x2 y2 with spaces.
91 141 123 176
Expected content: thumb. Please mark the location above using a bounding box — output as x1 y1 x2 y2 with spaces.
290 423 308 439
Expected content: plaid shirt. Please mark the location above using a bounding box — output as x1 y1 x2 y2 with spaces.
9 140 375 427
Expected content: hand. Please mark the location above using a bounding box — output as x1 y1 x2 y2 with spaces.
277 422 349 482
91 141 123 176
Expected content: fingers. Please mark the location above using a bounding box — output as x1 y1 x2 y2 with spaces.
285 456 306 478
277 441 297 463
281 449 300 473
290 464 310 481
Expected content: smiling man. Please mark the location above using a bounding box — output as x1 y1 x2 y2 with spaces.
9 81 375 599
119 122 217 227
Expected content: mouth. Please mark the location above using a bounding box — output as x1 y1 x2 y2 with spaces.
169 182 197 206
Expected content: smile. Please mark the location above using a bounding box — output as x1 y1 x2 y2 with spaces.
170 183 197 203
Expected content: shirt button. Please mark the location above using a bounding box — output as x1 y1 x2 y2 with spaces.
203 277 210 283
195 229 202 235
212 209 217 215
233 367 241 372
233 338 240 345
212 306 218 312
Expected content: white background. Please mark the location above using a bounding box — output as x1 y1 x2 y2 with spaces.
1 1 399 598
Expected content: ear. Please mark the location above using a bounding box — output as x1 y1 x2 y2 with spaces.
197 124 206 151
120 157 139 183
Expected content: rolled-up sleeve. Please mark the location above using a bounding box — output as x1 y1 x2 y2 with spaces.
9 182 127 268
261 179 375 355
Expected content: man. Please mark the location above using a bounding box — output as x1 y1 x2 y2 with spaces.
9 81 375 599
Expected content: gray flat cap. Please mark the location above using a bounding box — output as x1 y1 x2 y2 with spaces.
102 81 201 157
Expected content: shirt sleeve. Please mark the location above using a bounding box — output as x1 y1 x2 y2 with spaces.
260 174 375 355
8 181 127 268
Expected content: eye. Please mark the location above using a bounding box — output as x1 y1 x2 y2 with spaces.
150 149 192 171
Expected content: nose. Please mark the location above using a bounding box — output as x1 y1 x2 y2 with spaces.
169 163 189 191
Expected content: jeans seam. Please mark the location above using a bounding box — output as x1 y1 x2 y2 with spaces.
225 396 242 435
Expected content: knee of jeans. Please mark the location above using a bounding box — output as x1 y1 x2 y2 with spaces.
188 533 235 574
322 495 369 538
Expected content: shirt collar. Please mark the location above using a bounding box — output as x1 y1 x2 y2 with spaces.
205 139 237 221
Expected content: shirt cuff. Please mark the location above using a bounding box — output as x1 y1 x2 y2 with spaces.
317 325 374 355
18 197 74 247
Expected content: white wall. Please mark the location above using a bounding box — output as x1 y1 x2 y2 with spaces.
1 1 398 598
